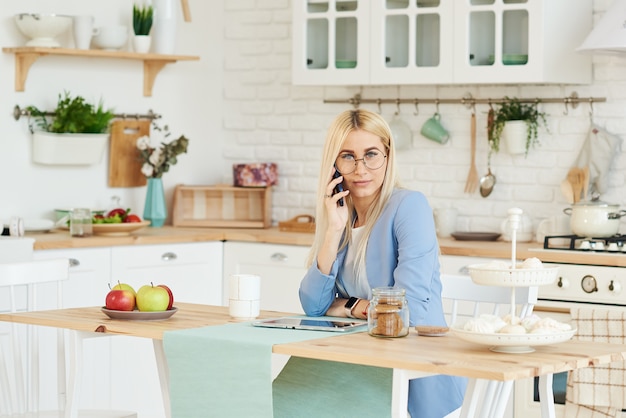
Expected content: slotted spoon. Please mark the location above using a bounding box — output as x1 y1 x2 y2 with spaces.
464 112 479 194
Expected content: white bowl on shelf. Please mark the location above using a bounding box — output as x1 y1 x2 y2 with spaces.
14 13 72 47
92 25 128 51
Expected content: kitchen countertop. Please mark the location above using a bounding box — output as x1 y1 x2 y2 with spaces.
26 227 626 267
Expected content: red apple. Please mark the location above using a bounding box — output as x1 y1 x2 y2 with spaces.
136 283 170 312
158 284 174 310
105 289 136 311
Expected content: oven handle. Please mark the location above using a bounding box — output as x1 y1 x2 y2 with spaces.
533 305 570 315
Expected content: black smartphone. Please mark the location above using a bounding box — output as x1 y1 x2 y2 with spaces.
333 166 344 207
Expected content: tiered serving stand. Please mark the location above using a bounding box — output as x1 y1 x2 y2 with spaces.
450 208 576 353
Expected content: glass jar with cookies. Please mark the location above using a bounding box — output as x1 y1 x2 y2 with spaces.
367 287 409 338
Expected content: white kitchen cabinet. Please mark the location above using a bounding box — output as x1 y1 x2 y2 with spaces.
34 242 223 418
292 0 371 85
110 241 223 305
452 0 591 84
293 0 591 85
223 242 309 314
34 247 112 307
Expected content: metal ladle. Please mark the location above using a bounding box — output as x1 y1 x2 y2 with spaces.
480 106 497 198
479 166 496 197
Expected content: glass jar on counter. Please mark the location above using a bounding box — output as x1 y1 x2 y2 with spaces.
367 287 409 338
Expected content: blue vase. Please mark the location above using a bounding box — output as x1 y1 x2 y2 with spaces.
144 177 167 227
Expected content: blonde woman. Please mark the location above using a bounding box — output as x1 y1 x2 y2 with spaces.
299 109 465 418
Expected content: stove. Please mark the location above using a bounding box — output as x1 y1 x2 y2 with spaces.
543 234 626 252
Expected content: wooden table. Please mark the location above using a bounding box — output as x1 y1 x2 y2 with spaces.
2 304 626 418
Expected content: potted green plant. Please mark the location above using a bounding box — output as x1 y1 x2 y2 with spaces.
489 97 549 156
132 3 153 53
27 91 115 165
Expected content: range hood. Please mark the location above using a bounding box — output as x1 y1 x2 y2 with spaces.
578 0 626 54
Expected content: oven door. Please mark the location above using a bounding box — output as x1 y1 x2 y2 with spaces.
514 302 571 418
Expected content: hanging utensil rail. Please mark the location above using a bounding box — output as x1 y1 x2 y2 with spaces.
324 92 606 115
12 104 161 121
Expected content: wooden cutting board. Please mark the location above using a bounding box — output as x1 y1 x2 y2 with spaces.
108 119 151 187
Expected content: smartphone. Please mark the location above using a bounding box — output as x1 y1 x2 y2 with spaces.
333 166 344 207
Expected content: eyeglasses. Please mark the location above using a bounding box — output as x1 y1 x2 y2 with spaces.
335 149 387 175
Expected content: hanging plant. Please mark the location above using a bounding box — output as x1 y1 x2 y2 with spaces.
490 97 549 157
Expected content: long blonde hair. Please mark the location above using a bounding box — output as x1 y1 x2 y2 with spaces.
306 109 401 279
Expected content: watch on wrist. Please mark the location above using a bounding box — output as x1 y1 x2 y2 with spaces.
344 297 360 318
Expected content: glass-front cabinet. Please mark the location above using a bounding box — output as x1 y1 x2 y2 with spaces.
292 0 370 85
369 0 454 84
453 0 592 84
292 0 592 85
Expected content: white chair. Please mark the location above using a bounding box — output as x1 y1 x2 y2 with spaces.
0 258 136 418
391 274 538 418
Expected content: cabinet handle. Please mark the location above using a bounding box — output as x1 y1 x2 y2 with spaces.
68 258 80 268
270 252 288 262
161 252 178 261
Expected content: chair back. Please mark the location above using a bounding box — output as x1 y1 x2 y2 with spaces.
0 258 69 416
440 274 538 327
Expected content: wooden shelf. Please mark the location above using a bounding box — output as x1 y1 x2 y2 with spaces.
2 47 200 96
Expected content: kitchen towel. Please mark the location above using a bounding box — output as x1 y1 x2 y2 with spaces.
163 320 391 418
564 307 626 418
574 124 623 196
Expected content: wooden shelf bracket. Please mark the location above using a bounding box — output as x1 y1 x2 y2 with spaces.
14 51 42 92
144 59 175 97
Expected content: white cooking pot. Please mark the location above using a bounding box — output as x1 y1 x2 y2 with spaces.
563 199 626 238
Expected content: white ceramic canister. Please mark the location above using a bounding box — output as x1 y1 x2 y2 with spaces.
152 0 178 54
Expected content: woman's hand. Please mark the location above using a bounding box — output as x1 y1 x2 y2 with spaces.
325 166 349 230
316 166 350 274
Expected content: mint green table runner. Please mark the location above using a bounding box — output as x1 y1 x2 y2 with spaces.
163 321 392 418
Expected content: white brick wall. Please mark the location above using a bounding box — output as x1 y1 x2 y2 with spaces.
223 2 626 238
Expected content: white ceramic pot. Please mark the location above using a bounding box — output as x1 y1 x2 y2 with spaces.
32 131 109 165
563 200 626 238
502 120 527 154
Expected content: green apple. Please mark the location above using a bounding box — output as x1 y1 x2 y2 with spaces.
136 283 170 312
112 282 136 297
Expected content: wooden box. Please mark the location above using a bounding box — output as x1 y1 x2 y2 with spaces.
172 185 272 229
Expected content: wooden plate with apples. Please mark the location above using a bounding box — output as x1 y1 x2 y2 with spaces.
104 283 175 320
101 307 178 320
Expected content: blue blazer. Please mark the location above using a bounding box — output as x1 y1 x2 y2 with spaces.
299 189 466 418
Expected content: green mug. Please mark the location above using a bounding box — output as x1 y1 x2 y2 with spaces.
420 113 449 144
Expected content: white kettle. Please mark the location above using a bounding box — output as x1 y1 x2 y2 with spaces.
500 213 534 242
